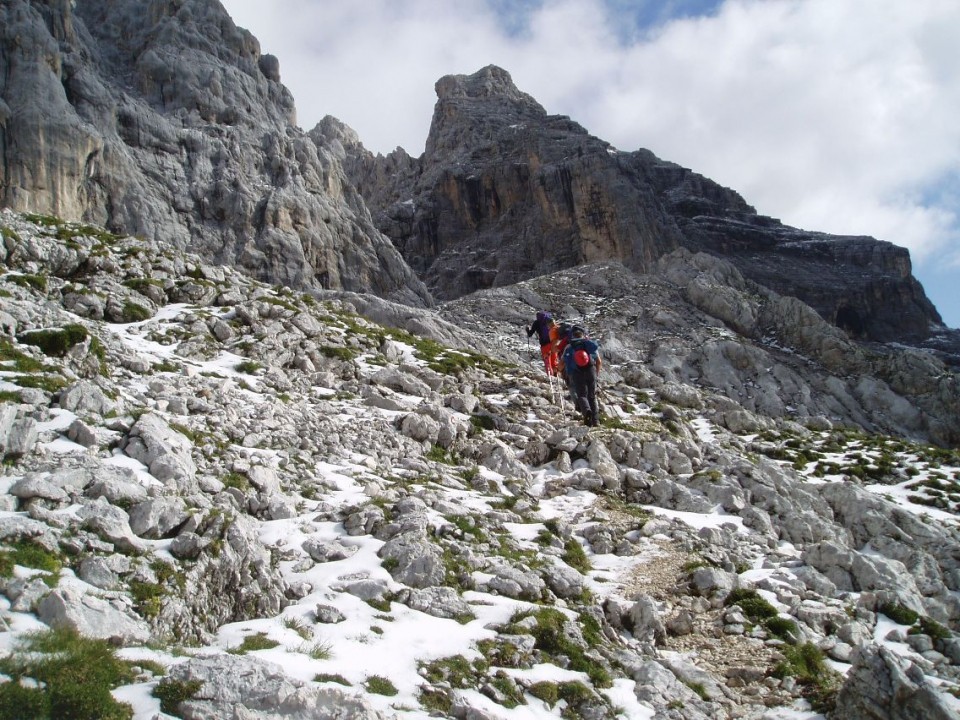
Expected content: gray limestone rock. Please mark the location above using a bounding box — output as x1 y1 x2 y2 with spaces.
315 604 346 624
691 567 739 597
302 537 358 563
834 644 957 720
486 564 545 601
78 556 121 590
6 577 52 612
0 413 37 459
379 532 445 588
158 653 387 720
0 0 430 308
84 465 149 505
38 587 151 644
122 413 198 492
59 380 117 416
128 496 190 539
398 586 473 620
540 556 586 599
333 63 952 376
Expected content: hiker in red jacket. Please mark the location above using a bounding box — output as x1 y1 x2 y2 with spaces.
527 311 558 375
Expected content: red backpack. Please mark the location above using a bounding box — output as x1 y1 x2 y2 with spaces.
574 349 591 367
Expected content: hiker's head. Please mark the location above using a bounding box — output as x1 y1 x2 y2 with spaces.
572 326 585 338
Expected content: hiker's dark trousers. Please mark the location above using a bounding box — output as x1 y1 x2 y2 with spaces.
570 365 598 423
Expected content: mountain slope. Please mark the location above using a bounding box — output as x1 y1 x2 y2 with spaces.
0 0 429 306
1 210 959 720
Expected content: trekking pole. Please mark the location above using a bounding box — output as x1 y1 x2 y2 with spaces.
547 371 558 406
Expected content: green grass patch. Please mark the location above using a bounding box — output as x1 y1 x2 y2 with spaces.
529 681 560 705
764 616 800 643
7 539 63 574
489 674 526 708
512 608 612 688
419 687 453 714
724 588 778 622
228 632 279 654
314 673 351 685
562 538 591 574
222 471 251 492
403 334 508 376
300 641 333 660
910 616 951 641
152 359 181 373
0 338 50 373
4 273 47 293
420 655 480 688
18 324 88 357
0 627 137 720
0 551 13 578
1 226 21 243
426 444 456 464
152 678 203 716
879 602 920 626
121 301 152 323
445 513 487 542
235 359 261 374
282 616 312 640
128 580 164 619
364 597 392 612
10 373 68 393
470 413 496 432
365 675 398 696
123 278 164 293
319 345 357 361
772 642 841 714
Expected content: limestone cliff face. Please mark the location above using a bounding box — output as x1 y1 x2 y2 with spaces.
0 0 431 306
331 65 949 348
328 66 685 301
645 163 942 344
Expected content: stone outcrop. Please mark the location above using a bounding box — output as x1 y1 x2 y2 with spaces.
834 645 958 720
324 65 958 360
0 0 430 306
158 654 388 720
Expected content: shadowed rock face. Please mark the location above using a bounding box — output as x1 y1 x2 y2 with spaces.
0 0 431 307
328 65 953 352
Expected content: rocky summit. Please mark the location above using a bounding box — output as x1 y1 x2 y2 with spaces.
2 1 960 720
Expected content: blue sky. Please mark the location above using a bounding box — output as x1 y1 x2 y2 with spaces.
219 0 960 329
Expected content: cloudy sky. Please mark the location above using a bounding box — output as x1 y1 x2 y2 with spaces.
219 0 960 328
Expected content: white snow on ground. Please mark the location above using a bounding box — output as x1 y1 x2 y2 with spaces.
4 301 959 720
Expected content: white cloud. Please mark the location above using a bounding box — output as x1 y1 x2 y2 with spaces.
219 0 960 325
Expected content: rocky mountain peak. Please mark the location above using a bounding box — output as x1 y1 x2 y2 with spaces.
335 65 959 361
434 64 543 108
425 65 550 163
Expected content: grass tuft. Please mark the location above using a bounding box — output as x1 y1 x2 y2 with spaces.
0 627 137 720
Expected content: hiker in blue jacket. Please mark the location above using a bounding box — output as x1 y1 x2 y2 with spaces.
561 327 601 426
